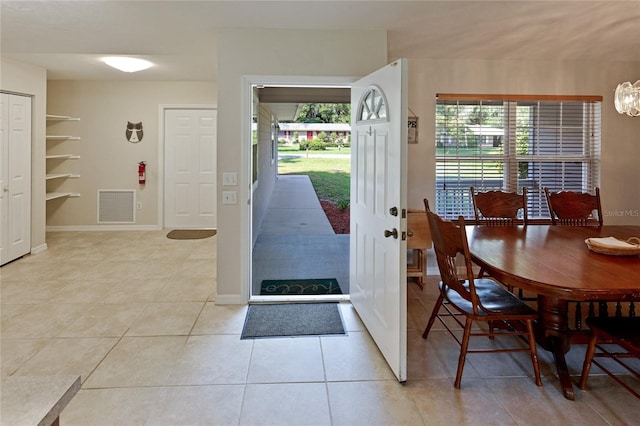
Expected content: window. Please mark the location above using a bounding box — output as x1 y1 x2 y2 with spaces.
435 94 602 220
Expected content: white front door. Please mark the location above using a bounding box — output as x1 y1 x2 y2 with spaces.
349 60 408 382
0 93 32 266
164 108 217 229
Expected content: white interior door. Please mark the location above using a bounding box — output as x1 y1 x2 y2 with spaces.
0 93 32 266
349 59 408 382
164 108 217 229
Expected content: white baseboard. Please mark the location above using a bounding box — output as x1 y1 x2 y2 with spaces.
46 225 162 232
30 243 48 255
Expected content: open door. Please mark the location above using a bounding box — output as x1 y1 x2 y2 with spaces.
349 59 408 381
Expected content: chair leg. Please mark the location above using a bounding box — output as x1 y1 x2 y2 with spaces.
422 293 444 339
454 317 473 389
579 331 599 390
525 319 543 386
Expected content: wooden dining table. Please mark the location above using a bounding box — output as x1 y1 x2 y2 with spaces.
466 224 640 400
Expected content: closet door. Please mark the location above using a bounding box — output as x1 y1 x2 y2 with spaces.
0 93 32 266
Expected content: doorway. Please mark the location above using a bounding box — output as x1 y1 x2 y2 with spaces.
162 106 217 229
247 81 353 302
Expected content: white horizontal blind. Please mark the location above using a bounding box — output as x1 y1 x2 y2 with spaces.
435 95 601 220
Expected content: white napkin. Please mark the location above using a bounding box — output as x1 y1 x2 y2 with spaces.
587 237 637 248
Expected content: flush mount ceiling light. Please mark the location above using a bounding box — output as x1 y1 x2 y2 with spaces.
614 80 640 117
102 56 153 73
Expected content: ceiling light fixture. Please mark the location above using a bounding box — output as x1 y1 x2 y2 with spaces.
614 80 640 117
102 56 153 73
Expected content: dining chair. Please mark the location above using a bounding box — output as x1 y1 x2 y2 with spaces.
544 187 603 226
471 186 528 226
422 199 542 389
578 316 640 399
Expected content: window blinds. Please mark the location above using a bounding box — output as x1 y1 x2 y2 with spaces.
435 94 602 219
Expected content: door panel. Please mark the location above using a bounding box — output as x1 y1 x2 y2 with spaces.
1 93 32 266
164 109 217 229
350 60 408 381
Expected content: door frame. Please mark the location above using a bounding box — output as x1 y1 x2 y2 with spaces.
240 75 357 303
158 104 217 229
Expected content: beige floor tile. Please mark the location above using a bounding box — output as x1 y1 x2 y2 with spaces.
83 336 187 388
146 385 245 426
191 303 248 335
167 335 253 385
247 337 325 383
407 328 481 381
126 301 204 336
0 338 50 376
0 303 87 338
0 278 69 304
45 279 116 304
12 337 118 383
578 376 640 422
240 383 331 426
407 378 517 425
322 331 396 382
328 380 426 426
102 277 173 303
61 387 162 426
156 276 216 302
484 376 611 425
60 303 147 337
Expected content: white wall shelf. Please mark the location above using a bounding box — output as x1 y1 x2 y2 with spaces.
46 135 81 141
46 114 81 205
46 192 81 201
46 114 80 121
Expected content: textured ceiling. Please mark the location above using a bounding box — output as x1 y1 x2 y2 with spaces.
1 0 638 81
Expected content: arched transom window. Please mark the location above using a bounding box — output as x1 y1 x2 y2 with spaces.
357 86 388 123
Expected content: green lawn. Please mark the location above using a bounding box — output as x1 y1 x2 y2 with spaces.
278 145 351 155
278 155 351 205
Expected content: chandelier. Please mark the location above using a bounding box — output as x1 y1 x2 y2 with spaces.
614 80 640 117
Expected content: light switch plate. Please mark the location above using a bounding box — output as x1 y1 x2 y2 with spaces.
222 191 237 204
222 172 237 186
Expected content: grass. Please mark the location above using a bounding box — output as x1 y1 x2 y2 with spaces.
278 155 350 205
278 145 351 155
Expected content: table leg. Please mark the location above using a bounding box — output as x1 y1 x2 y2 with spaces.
535 296 575 400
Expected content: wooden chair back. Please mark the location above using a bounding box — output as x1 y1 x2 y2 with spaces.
424 199 479 314
471 187 528 226
544 187 603 226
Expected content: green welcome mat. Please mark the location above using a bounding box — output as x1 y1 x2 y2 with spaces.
241 303 345 338
260 278 342 295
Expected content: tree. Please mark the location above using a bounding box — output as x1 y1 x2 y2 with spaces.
295 103 351 124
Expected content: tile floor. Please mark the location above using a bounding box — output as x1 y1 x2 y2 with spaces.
1 231 638 425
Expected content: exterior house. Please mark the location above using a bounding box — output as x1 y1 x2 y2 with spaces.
278 122 350 143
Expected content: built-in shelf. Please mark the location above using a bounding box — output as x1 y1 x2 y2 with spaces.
46 192 81 201
46 154 80 160
46 114 80 121
46 173 81 180
46 135 81 141
46 113 81 206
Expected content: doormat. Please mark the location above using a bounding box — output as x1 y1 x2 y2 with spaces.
241 303 346 339
166 229 217 240
260 278 342 295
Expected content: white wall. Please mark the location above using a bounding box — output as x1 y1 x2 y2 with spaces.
216 28 388 303
0 57 48 252
404 58 640 224
46 80 216 228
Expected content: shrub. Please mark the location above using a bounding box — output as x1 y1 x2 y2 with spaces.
299 139 327 151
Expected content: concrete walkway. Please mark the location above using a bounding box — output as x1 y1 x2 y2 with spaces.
251 175 350 297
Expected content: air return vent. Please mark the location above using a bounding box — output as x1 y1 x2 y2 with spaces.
98 190 135 223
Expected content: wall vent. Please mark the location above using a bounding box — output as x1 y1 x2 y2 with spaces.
97 190 135 223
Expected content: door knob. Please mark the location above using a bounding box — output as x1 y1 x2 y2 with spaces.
389 207 398 216
384 228 398 239
407 229 414 237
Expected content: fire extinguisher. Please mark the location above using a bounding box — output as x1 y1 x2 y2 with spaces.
138 161 146 184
